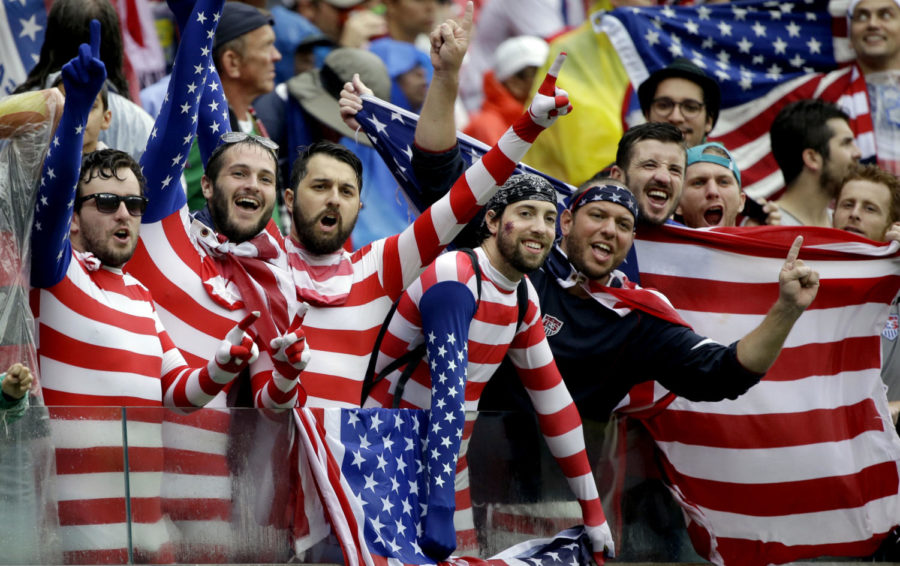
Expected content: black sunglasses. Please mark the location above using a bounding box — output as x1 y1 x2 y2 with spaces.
77 193 149 217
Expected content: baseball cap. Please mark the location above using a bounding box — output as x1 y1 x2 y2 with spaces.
687 142 741 187
215 3 275 51
493 36 549 82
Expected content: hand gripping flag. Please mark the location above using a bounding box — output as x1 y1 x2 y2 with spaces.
627 224 900 566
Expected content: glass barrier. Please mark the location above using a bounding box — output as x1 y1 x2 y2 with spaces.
0 403 896 564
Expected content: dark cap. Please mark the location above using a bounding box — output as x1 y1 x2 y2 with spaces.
637 58 721 129
485 173 557 216
215 3 275 51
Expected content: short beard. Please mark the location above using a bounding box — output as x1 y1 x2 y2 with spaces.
293 204 357 255
496 228 550 274
562 237 613 282
209 187 273 243
81 226 136 268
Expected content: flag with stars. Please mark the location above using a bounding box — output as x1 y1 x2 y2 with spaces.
0 0 46 95
355 95 575 215
293 407 598 566
600 0 875 200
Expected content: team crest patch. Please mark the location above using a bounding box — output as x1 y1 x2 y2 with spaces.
884 314 899 341
543 314 563 337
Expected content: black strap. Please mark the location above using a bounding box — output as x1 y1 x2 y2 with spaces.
516 275 529 328
360 249 484 407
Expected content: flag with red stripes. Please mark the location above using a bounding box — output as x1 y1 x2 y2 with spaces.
601 0 875 201
630 224 900 565
293 407 600 566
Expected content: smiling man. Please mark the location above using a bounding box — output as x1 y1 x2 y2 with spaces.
676 142 745 228
637 58 720 148
610 122 687 228
363 174 613 565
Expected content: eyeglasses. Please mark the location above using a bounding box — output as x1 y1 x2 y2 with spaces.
650 97 705 119
76 193 149 217
219 132 279 154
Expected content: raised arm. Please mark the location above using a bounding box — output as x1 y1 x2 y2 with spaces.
508 288 613 564
736 236 820 372
382 52 573 297
30 21 106 288
140 0 225 223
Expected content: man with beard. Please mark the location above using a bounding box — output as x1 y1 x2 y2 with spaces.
289 48 575 408
770 99 862 227
27 27 265 562
362 175 614 565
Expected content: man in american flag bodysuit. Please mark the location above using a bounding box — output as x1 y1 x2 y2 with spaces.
363 174 614 565
27 18 267 564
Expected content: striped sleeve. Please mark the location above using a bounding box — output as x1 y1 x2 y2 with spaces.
382 59 571 298
507 281 609 536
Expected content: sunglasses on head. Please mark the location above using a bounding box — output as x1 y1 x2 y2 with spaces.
77 193 149 217
219 132 279 153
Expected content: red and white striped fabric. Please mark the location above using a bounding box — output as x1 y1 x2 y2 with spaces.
126 209 301 561
32 250 248 563
297 53 573 409
629 224 900 565
363 248 608 556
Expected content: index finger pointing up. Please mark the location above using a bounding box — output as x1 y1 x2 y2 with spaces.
785 235 803 266
90 19 101 60
538 52 567 96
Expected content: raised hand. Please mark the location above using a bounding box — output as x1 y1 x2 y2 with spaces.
208 311 261 382
778 236 820 312
2 363 34 400
526 52 572 129
429 0 473 75
60 19 107 111
269 323 311 373
339 73 374 132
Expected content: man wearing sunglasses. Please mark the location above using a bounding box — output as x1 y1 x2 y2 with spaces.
26 17 272 563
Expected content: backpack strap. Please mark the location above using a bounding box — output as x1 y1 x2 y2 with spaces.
516 277 529 329
360 249 483 407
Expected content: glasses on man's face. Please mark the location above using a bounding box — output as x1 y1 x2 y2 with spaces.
77 193 149 217
219 131 279 154
650 97 705 119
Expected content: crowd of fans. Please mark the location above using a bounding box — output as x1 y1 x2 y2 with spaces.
2 0 900 564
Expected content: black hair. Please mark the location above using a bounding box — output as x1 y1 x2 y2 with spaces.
289 141 363 192
770 99 850 187
14 0 129 100
76 149 147 207
615 122 686 171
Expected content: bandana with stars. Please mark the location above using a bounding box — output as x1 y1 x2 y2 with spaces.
567 183 640 223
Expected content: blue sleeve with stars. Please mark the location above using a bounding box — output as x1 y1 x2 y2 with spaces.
166 0 232 170
30 29 106 289
140 0 225 223
417 280 476 560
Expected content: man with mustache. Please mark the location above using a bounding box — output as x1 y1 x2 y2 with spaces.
769 99 862 227
288 10 575 409
362 175 614 566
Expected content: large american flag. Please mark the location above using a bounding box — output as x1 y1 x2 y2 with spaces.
356 94 900 563
293 407 596 566
600 0 875 200
629 224 900 565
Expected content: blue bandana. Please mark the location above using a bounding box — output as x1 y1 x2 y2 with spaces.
567 183 640 223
